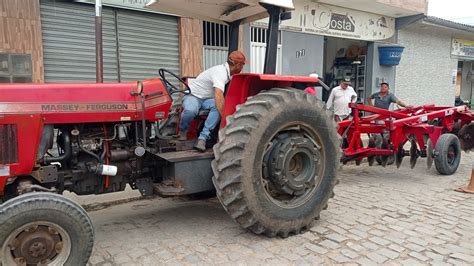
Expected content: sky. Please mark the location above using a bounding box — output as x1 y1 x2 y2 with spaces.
427 0 474 25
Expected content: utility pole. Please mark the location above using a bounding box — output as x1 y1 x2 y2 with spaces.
95 0 103 82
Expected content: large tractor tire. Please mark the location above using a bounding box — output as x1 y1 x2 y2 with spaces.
1 193 94 265
212 88 341 237
434 133 461 175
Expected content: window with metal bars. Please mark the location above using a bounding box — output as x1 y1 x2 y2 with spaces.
203 21 229 47
0 53 32 83
250 27 281 44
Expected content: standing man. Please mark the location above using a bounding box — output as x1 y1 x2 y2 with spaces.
326 78 358 122
367 82 413 110
179 50 247 152
455 123 474 194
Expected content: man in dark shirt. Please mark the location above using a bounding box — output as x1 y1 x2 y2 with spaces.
367 82 413 110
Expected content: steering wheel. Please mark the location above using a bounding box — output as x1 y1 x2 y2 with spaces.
158 68 191 95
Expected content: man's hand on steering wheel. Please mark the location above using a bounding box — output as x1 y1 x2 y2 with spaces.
158 68 191 95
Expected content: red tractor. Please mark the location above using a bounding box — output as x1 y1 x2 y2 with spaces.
0 1 340 264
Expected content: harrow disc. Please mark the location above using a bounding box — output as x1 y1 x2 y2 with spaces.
410 139 419 169
426 139 433 169
380 137 390 167
367 136 376 166
395 143 405 168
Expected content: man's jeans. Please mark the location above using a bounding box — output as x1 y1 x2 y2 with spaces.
179 94 220 141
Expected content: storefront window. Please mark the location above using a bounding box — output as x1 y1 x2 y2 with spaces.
0 53 32 83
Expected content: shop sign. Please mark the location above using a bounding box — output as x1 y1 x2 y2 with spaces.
452 38 474 59
280 2 395 41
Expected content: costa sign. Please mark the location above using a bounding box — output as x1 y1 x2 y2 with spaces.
280 2 395 41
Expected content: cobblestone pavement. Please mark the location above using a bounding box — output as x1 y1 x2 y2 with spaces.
86 152 474 265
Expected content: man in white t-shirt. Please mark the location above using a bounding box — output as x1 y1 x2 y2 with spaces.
179 50 247 151
326 78 358 122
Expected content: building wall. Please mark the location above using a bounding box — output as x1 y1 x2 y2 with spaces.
366 42 396 99
281 31 324 76
179 17 203 77
0 0 44 82
395 27 457 106
376 0 428 14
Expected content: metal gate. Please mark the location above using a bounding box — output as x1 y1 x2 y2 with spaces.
203 21 228 70
40 0 118 82
116 10 179 81
250 26 282 74
40 0 179 82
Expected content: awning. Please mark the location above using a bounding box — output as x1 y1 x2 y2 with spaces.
145 0 294 24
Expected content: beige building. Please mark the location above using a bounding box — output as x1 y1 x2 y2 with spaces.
1 0 427 100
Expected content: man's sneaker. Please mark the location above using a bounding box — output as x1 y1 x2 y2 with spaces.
194 139 206 152
178 131 187 141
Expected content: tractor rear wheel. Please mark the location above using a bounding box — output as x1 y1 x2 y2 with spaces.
434 133 461 175
0 193 94 265
212 88 340 237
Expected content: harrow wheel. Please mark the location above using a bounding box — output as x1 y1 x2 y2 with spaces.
434 133 461 175
212 88 341 237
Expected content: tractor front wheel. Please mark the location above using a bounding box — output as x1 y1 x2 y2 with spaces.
0 193 94 265
212 88 340 237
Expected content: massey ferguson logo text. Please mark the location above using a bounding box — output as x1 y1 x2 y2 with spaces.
41 104 129 112
328 13 355 32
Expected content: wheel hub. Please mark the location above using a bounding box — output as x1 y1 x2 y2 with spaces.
8 225 63 264
265 136 320 196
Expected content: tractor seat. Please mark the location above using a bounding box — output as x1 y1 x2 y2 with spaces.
198 109 210 117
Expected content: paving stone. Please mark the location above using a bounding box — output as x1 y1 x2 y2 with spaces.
319 240 340 250
283 251 301 261
349 228 368 238
368 229 385 237
409 251 429 262
294 246 310 256
155 250 174 261
407 236 429 246
425 251 445 261
328 253 351 263
325 233 348 243
327 224 348 234
304 243 328 254
400 258 422 266
340 249 359 259
368 236 390 246
346 242 365 253
431 261 453 266
377 248 400 260
405 243 426 252
184 253 204 264
361 241 379 251
355 257 378 266
388 244 405 253
449 253 474 263
366 252 388 264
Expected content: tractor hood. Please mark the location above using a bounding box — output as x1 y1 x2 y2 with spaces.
146 0 294 23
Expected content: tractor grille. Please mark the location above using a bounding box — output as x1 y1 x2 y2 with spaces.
0 124 18 164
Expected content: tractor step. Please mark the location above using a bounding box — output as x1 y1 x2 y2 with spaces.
153 149 214 162
151 149 215 196
153 179 185 196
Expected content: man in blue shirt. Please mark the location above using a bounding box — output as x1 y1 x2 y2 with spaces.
367 82 413 110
